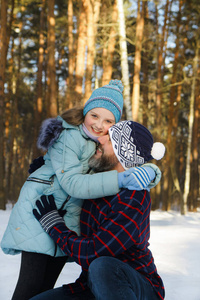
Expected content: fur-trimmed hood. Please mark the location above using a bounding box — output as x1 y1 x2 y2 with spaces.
37 118 63 151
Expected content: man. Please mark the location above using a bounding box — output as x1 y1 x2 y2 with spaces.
31 120 165 300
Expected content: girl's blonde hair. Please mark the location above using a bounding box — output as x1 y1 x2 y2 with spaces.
61 106 84 126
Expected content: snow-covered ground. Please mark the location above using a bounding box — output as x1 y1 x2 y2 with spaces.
0 206 200 300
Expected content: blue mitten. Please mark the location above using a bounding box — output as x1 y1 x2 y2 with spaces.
118 166 155 191
28 156 44 174
142 163 162 189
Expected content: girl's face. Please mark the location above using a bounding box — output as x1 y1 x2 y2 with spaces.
84 107 115 137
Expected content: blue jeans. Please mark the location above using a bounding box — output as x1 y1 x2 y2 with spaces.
30 257 159 300
88 257 159 300
29 287 95 300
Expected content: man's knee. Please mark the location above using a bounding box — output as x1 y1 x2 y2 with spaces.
89 256 115 278
88 257 135 300
88 256 122 290
88 257 116 297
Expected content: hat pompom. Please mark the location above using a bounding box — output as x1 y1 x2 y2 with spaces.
151 142 165 160
109 79 124 93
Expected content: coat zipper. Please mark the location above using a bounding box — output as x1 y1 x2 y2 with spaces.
26 176 54 186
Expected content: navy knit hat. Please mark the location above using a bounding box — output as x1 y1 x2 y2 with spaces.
109 120 165 170
83 79 124 122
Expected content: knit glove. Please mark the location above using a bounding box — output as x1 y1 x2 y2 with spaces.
28 156 45 174
118 166 155 191
143 163 162 189
33 195 65 234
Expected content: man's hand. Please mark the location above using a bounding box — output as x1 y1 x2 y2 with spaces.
33 195 65 233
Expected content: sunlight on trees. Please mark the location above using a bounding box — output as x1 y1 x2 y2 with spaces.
0 0 199 214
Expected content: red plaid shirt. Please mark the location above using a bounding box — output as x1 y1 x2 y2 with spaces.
50 189 165 299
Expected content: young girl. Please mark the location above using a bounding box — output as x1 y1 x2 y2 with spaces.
1 80 161 300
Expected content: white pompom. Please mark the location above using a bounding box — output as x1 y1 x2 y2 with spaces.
151 142 165 160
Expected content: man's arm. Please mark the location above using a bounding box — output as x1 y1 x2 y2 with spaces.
33 193 146 270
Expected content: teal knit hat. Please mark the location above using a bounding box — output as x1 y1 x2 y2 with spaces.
83 79 124 122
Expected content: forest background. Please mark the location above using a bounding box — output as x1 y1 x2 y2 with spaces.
0 0 199 214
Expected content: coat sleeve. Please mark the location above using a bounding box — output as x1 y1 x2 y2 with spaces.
48 192 145 270
48 129 120 199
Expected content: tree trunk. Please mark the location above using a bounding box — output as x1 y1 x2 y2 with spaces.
74 1 87 105
155 0 169 210
47 0 57 117
5 35 14 202
7 6 23 203
33 0 46 158
182 38 199 215
165 0 182 211
83 0 100 103
0 0 8 209
6 0 14 55
4 0 14 202
102 1 118 86
116 0 132 119
190 93 199 211
131 0 144 122
66 0 75 106
36 0 45 117
141 1 148 127
155 0 169 136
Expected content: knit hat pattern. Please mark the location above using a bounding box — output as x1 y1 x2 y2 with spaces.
83 79 124 122
109 120 165 170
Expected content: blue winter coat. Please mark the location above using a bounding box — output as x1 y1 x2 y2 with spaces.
1 116 119 257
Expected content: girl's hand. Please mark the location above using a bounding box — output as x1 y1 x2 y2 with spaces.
28 156 44 174
33 195 65 233
118 164 161 191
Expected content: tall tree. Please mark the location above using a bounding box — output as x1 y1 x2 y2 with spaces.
164 0 183 211
33 0 46 158
116 0 132 119
102 1 118 85
182 36 199 215
155 0 169 136
0 0 8 209
131 0 145 122
46 0 57 117
74 1 87 105
189 92 199 211
83 0 100 103
66 0 75 105
141 1 149 128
